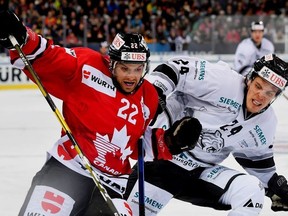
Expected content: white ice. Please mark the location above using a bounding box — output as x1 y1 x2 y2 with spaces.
0 89 287 216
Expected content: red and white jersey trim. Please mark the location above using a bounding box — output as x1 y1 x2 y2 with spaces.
47 135 129 195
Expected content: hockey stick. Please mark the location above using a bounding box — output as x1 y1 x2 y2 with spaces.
283 92 288 100
135 100 172 216
137 137 145 216
9 35 120 216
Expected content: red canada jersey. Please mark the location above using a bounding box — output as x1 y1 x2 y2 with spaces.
10 29 158 176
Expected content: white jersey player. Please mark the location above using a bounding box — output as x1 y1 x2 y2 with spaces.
234 21 275 76
125 54 288 215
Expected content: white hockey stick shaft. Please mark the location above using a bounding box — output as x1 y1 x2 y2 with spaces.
283 92 288 100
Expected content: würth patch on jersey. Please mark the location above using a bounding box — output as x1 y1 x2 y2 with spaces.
24 185 74 215
81 64 116 97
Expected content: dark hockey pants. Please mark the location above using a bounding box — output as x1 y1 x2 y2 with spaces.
124 159 231 211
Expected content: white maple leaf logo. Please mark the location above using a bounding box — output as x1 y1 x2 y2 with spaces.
93 126 132 164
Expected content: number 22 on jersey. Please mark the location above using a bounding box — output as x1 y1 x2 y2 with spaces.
117 98 138 125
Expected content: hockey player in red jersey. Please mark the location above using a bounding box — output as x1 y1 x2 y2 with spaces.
0 10 202 215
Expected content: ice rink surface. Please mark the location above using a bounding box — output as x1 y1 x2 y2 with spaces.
0 89 287 216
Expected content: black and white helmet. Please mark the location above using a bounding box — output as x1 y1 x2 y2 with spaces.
109 32 150 75
250 21 265 31
247 54 288 93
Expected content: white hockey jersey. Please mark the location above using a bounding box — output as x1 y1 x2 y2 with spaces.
234 37 274 76
145 56 277 187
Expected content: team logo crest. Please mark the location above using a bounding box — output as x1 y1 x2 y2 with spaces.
199 130 224 153
112 34 125 50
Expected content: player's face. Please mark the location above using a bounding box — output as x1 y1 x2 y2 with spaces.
100 46 108 55
114 62 144 93
251 30 264 45
246 76 279 113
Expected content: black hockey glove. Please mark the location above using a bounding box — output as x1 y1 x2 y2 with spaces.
269 194 288 211
0 10 27 49
164 116 202 155
266 173 288 211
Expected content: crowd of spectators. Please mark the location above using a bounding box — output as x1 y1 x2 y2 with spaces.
0 0 287 53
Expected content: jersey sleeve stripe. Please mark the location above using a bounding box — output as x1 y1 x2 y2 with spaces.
153 63 178 86
11 35 48 69
235 156 275 169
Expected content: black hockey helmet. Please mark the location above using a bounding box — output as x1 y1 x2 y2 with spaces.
109 32 150 63
109 32 150 73
108 32 150 93
245 54 288 113
247 54 288 92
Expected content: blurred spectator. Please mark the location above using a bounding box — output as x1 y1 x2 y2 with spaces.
144 30 156 44
45 9 57 27
107 0 119 14
175 29 191 52
225 27 240 43
239 26 249 40
167 28 177 51
0 0 8 11
197 17 213 42
99 41 109 56
146 0 157 15
1 0 287 54
66 30 82 47
155 23 168 45
130 12 145 33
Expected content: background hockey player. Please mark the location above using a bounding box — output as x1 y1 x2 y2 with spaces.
234 21 275 76
125 54 288 215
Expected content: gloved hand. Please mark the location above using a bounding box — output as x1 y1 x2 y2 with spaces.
0 10 27 49
266 173 288 211
164 116 202 155
269 194 288 211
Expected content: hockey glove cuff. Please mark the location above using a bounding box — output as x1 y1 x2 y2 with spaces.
152 128 173 160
